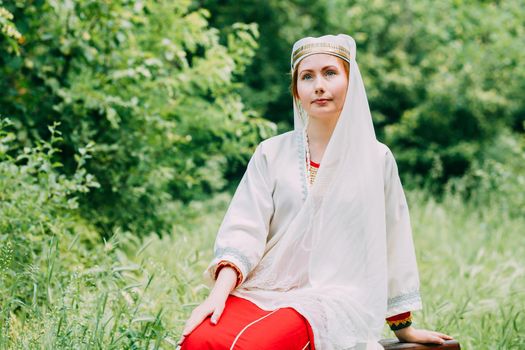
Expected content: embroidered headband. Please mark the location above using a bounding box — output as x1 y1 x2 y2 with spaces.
291 42 351 71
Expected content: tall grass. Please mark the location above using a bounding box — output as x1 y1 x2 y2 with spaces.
2 191 524 349
408 191 525 349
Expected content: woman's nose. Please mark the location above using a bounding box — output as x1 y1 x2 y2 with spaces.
314 79 325 94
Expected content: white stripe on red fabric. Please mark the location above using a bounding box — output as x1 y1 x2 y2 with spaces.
229 309 279 350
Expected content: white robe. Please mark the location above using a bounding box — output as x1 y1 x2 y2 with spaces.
206 130 422 349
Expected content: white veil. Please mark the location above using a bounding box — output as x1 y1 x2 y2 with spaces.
296 33 388 346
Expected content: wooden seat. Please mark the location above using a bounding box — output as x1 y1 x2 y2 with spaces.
380 339 461 349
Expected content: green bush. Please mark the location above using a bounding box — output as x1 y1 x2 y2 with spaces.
203 0 525 187
0 118 178 348
0 4 21 53
0 118 100 318
447 130 525 218
322 0 524 188
1 1 275 236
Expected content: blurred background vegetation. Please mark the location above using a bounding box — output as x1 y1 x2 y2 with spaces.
0 0 523 348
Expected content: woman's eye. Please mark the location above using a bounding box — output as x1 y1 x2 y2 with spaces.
301 73 312 80
325 70 336 76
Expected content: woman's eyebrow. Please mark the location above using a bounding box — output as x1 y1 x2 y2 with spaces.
299 65 339 74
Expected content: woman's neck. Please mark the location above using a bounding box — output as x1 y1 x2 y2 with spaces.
306 116 338 163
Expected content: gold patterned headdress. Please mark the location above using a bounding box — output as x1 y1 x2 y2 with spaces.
291 35 354 72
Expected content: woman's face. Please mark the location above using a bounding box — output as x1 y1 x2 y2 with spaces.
296 54 349 122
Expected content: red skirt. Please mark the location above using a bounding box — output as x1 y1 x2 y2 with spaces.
181 295 315 350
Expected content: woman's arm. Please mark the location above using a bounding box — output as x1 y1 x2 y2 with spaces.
179 266 237 345
382 145 453 344
179 143 273 345
382 146 422 315
205 143 274 286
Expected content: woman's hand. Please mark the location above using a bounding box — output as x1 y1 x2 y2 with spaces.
178 266 238 346
179 293 227 345
394 326 453 344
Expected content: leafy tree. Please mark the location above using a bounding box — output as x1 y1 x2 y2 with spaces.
199 0 331 129
328 0 525 187
1 0 274 235
0 3 22 52
199 0 525 187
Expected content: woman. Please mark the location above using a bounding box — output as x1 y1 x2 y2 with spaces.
179 34 453 350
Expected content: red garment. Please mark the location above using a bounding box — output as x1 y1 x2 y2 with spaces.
182 295 315 350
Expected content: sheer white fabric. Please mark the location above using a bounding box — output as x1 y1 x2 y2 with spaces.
205 35 422 350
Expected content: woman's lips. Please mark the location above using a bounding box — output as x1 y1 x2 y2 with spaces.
313 98 331 105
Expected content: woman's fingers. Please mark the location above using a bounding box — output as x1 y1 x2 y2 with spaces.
397 328 454 345
431 331 453 340
180 308 207 344
422 330 455 344
178 300 227 346
182 307 210 336
437 332 453 340
210 303 225 324
426 334 445 344
407 329 446 344
178 311 206 347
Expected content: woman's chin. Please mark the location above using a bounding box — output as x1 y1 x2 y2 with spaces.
308 111 340 122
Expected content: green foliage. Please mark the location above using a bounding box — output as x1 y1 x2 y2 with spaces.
201 0 332 129
0 118 100 320
0 4 21 54
1 0 274 235
447 130 525 218
0 119 181 348
406 190 525 350
337 0 525 187
1 193 229 349
202 0 525 186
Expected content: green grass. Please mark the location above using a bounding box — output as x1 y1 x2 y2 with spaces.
408 191 525 349
2 191 524 349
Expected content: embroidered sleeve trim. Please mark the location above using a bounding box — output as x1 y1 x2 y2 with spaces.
386 312 412 331
387 290 421 310
386 311 411 322
214 246 252 275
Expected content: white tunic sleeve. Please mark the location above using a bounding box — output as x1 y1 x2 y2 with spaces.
205 143 274 285
383 146 423 317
